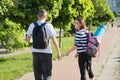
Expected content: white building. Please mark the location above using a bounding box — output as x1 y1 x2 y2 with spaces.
116 0 120 11
108 0 120 12
108 0 117 12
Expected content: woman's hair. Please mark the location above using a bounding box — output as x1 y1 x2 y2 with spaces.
76 18 87 30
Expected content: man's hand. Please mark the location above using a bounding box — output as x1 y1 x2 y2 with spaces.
25 35 31 43
51 36 61 60
57 53 62 60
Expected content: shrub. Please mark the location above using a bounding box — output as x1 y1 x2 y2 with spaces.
0 18 28 51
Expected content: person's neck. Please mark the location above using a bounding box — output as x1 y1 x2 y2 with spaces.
38 19 46 22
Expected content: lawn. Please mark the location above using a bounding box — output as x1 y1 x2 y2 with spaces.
0 53 32 80
0 36 74 80
52 36 74 60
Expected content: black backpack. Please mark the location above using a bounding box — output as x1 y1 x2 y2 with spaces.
32 22 48 49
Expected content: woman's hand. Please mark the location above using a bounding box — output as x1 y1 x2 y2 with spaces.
66 51 70 56
74 53 79 58
66 45 77 56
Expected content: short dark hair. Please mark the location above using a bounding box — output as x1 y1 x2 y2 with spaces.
37 9 47 18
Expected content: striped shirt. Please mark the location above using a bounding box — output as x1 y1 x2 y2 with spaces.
74 29 88 53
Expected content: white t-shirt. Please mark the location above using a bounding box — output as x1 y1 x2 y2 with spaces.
26 20 55 54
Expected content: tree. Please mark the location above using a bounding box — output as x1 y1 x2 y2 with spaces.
0 0 63 51
52 0 77 47
73 0 95 30
0 0 27 51
0 18 28 51
91 0 115 25
0 0 14 21
52 0 76 31
10 0 63 30
52 0 95 47
53 0 95 30
73 0 95 20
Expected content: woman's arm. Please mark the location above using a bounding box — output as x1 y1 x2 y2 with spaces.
66 45 77 56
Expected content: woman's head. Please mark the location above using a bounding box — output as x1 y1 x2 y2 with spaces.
74 18 87 30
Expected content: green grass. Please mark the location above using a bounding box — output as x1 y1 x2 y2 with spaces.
118 57 120 62
0 52 33 80
52 36 74 60
0 36 74 80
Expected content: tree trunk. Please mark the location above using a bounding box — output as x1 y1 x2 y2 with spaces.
59 26 62 48
89 20 92 30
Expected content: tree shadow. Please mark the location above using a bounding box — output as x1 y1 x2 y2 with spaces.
0 56 32 63
0 51 11 55
114 57 120 62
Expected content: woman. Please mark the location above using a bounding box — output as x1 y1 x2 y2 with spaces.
66 18 95 80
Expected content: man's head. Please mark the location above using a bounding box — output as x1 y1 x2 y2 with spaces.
37 9 47 20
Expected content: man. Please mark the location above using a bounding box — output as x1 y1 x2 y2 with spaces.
25 9 61 80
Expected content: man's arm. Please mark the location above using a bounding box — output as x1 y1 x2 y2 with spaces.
51 36 61 60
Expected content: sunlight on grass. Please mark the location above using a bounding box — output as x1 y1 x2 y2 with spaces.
0 53 32 80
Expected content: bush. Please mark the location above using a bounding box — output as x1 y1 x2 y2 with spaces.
0 18 28 51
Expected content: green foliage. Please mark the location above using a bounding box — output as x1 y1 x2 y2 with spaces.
0 0 28 51
0 0 63 51
94 10 115 22
10 0 63 29
92 0 115 25
0 18 28 51
52 0 75 31
53 0 95 31
0 0 14 17
73 0 95 20
0 0 116 52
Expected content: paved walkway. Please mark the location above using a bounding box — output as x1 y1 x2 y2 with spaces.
17 27 118 80
98 27 120 80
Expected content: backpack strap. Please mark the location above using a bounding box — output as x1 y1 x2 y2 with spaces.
34 22 46 28
33 22 47 38
87 32 95 45
42 23 47 38
34 22 49 43
34 22 38 27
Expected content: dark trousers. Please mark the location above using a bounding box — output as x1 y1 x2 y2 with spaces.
32 52 52 80
78 52 94 80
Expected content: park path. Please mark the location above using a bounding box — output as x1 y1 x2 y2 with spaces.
97 27 120 80
17 26 118 80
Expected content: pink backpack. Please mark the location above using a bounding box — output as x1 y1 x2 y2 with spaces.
85 32 101 57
